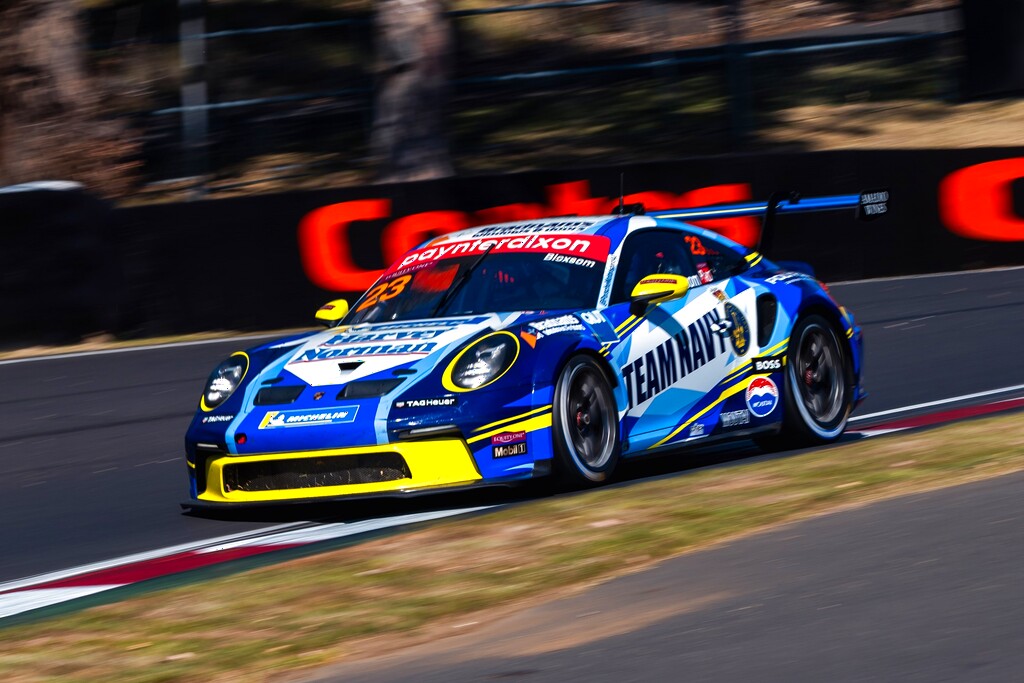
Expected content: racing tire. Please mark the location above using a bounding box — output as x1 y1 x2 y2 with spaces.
776 314 854 447
552 355 620 487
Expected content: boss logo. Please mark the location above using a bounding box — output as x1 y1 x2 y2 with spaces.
753 356 785 373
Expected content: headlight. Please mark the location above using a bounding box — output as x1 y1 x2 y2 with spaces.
444 332 520 391
201 353 249 410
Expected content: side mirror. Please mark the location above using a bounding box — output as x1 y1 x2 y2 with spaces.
629 274 689 316
315 299 349 327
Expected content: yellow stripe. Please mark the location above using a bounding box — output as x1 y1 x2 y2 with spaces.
723 339 789 383
187 460 195 469
650 381 749 449
471 405 552 434
467 412 553 445
614 315 637 333
747 255 763 267
744 251 761 262
618 316 645 338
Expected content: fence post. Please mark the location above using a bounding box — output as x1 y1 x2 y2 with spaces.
724 0 751 149
179 0 209 197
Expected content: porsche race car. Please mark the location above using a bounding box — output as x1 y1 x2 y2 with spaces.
184 191 881 507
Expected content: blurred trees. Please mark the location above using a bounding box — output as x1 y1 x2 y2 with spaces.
0 0 138 197
370 0 453 182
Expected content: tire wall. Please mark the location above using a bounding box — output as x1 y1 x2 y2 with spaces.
3 147 1024 342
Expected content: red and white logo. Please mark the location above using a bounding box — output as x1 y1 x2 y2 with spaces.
745 376 779 417
389 233 610 276
491 431 527 446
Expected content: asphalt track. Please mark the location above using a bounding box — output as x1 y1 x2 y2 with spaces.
310 470 1024 683
1 266 1023 587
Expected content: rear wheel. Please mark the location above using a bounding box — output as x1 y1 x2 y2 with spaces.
552 355 620 486
781 315 853 445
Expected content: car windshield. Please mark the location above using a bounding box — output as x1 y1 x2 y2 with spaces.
345 233 610 324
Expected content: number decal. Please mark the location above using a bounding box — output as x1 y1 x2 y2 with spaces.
356 275 411 312
685 236 707 256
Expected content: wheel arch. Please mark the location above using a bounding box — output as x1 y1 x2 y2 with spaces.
795 299 853 363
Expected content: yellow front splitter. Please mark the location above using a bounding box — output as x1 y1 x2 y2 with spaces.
196 438 482 504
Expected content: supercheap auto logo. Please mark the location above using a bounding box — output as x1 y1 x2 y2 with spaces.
745 376 779 417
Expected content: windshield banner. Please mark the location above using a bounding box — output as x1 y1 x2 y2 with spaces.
386 233 611 277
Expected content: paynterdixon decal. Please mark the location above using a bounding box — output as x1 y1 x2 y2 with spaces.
388 233 611 276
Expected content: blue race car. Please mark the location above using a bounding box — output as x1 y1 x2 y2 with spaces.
184 192 879 507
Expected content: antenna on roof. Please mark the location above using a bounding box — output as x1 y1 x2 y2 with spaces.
618 172 624 214
612 172 645 216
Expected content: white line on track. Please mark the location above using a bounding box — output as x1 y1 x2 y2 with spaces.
829 264 1024 287
849 384 1024 423
0 332 285 367
0 507 492 597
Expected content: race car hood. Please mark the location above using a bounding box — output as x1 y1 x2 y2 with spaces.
277 314 510 387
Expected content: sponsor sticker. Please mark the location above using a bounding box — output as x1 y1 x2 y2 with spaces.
745 377 779 418
723 302 750 357
491 431 527 446
393 397 457 409
688 422 705 437
259 407 359 429
388 233 610 275
493 441 528 458
752 355 785 373
696 262 714 284
711 288 728 302
293 342 437 363
201 414 235 424
527 314 585 339
720 409 751 428
765 271 814 285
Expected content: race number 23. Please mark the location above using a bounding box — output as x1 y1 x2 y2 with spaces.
356 275 411 312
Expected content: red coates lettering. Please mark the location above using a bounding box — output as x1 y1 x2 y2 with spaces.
298 181 759 291
940 158 1024 242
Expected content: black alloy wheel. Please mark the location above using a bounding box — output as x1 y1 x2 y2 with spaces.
552 355 620 485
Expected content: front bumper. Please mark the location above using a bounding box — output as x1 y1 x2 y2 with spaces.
189 438 482 504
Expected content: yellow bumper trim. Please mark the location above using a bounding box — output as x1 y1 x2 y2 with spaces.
198 438 481 503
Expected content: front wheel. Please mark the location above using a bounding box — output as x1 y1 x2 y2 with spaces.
552 355 620 486
780 315 853 445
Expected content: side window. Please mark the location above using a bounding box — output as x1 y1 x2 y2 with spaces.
610 230 697 304
688 233 747 283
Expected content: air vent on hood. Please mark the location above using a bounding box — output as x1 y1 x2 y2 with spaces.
338 378 405 399
254 385 304 405
337 360 364 372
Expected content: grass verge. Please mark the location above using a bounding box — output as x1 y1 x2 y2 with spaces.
2 413 1023 681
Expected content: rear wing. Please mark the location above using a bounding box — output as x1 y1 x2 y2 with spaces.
647 190 889 252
